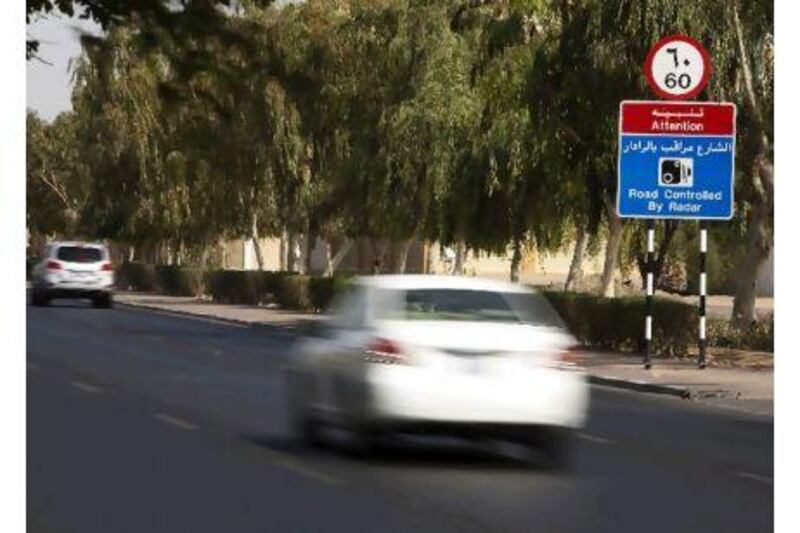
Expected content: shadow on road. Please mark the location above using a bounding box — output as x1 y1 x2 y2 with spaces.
241 432 557 472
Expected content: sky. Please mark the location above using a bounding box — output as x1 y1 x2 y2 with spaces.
26 12 101 122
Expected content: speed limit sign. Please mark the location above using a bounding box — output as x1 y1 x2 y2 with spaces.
644 34 712 100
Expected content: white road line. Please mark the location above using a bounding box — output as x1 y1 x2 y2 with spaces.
153 413 198 431
70 380 104 394
578 432 616 445
735 471 773 485
260 447 342 486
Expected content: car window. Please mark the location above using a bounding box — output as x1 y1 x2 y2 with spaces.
56 246 104 263
374 289 518 323
501 292 566 328
375 288 565 327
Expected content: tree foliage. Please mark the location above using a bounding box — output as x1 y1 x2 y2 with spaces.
26 0 773 315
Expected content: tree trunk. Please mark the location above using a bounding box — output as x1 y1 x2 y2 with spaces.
295 234 306 274
304 228 316 276
600 198 623 297
279 229 287 271
175 241 184 267
250 214 265 271
424 242 433 274
218 236 228 270
325 239 353 277
730 2 774 325
287 232 298 272
453 240 467 275
564 224 587 291
732 153 773 324
510 238 522 282
370 238 386 274
395 238 414 274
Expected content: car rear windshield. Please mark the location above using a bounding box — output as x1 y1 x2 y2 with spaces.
382 288 564 327
56 246 103 263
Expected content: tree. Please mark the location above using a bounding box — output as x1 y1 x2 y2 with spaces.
26 111 91 238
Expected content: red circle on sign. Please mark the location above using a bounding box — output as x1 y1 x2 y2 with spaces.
644 34 712 100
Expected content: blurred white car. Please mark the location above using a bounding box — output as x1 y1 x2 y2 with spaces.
31 241 114 308
286 275 589 468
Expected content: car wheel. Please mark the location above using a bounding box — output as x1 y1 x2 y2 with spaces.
287 373 325 448
93 293 113 309
524 427 574 471
32 290 49 307
349 425 390 458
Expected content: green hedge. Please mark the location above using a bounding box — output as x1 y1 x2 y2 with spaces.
155 265 204 296
542 291 696 356
204 270 296 305
202 270 350 312
707 316 774 352
205 270 262 305
115 262 202 296
115 262 159 292
309 275 354 312
275 275 313 311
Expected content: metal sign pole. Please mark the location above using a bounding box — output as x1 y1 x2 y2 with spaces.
698 222 708 369
644 219 655 369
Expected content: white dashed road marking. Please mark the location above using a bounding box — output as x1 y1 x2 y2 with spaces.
260 447 342 486
735 471 773 485
578 432 616 445
153 413 198 431
70 380 104 394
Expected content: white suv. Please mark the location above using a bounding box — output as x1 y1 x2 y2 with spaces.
31 241 114 308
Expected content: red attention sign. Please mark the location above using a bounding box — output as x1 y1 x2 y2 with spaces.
620 101 735 136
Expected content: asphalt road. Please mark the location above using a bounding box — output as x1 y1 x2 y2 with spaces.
27 298 774 533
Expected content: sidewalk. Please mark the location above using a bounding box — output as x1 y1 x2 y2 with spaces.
115 292 322 329
116 292 773 416
571 352 773 416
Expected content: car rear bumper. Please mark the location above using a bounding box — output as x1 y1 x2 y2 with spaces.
38 284 113 298
362 365 589 430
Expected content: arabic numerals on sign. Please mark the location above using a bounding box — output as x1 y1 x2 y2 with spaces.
647 36 708 98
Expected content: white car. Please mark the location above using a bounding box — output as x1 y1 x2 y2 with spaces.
286 275 589 468
31 241 114 308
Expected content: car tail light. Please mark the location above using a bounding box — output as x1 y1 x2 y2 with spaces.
46 260 62 270
364 338 407 365
556 345 584 369
101 262 113 272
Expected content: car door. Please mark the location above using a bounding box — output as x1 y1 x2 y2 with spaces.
323 286 372 420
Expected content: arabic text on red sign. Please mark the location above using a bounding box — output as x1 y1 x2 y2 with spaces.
620 101 735 136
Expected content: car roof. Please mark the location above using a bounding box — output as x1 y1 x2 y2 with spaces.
49 241 107 249
355 274 533 294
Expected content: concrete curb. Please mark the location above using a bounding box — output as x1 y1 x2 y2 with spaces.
588 375 693 399
116 301 305 334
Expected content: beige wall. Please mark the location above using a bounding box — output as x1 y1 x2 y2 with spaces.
426 243 606 285
224 236 610 286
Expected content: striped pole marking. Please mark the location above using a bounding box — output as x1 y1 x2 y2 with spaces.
644 220 655 370
698 224 708 369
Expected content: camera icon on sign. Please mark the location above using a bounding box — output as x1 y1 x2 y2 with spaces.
658 157 693 187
